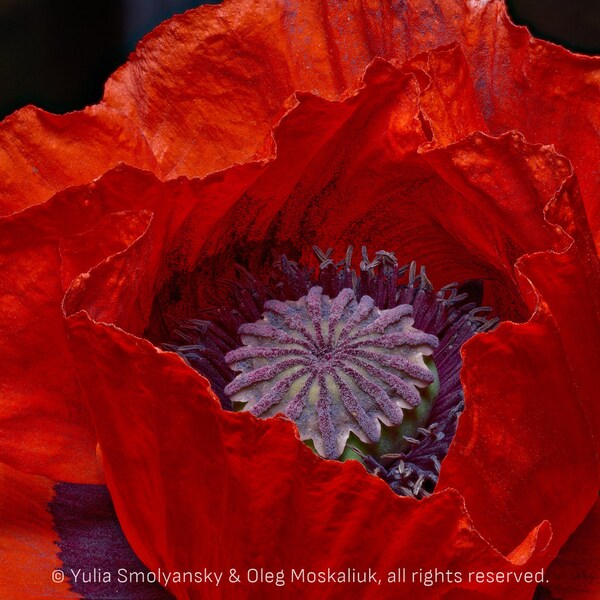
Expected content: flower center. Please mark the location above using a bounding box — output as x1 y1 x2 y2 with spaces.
166 245 499 498
225 287 438 459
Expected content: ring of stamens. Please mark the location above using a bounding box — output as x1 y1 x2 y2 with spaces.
167 245 499 498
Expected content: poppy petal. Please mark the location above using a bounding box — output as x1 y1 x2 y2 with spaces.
519 174 600 454
0 159 261 479
540 498 600 599
67 312 552 600
59 210 154 290
3 0 600 246
406 44 489 146
104 0 600 245
100 0 495 178
438 308 598 557
0 208 101 482
0 106 157 215
180 68 571 304
0 462 76 599
0 460 172 598
456 2 600 249
50 482 174 599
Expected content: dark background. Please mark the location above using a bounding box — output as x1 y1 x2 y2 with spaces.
0 0 599 119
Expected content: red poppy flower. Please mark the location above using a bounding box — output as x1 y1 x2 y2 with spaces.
1 1 599 599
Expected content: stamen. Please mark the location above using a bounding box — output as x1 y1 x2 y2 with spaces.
166 245 499 499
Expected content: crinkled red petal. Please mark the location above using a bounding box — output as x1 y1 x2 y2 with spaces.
456 2 600 250
50 481 174 599
0 106 157 215
0 462 77 599
438 308 598 557
3 0 600 250
103 0 600 246
0 153 267 481
542 497 600 599
0 206 101 482
67 312 552 600
101 0 495 178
